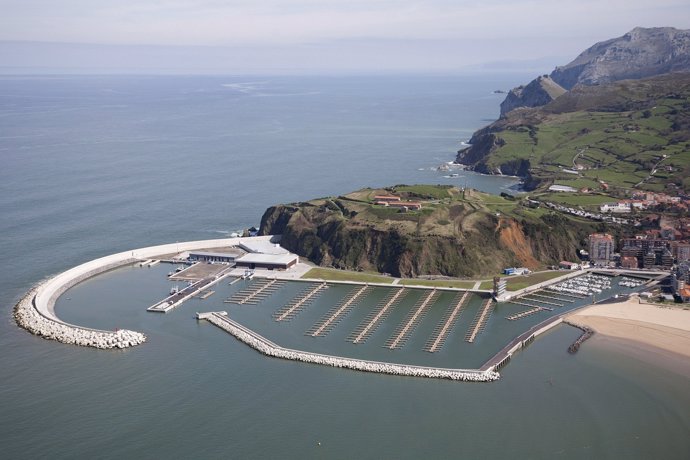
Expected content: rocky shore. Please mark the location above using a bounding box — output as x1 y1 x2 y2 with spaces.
205 312 500 382
14 286 146 349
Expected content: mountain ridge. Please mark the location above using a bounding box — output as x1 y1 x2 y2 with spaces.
498 27 690 117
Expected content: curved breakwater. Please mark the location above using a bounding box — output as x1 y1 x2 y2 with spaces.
203 312 501 382
13 236 277 349
14 287 146 349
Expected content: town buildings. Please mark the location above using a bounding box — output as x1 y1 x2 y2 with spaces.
588 233 614 265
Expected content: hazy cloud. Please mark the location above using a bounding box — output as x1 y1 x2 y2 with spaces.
0 0 688 73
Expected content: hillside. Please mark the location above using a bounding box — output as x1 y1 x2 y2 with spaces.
499 27 690 116
259 185 610 278
500 75 566 117
456 72 690 193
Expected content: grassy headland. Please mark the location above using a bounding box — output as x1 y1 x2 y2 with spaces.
261 185 614 278
457 73 690 194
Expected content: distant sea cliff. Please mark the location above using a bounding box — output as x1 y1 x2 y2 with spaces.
456 27 690 192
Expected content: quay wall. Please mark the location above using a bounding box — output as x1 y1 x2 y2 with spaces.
481 316 564 372
204 312 500 382
15 236 278 349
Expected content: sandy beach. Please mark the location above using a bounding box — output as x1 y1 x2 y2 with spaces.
567 296 690 359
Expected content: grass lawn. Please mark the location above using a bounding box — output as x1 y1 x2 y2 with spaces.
536 193 615 207
479 281 494 290
399 279 474 289
392 184 453 200
301 267 395 284
505 270 570 291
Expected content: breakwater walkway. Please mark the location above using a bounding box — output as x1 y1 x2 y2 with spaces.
200 311 500 382
14 236 280 349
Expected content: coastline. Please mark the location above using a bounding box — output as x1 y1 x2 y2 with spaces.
566 298 690 364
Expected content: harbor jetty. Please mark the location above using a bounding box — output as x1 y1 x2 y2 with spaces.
14 236 280 349
563 321 595 353
14 287 145 349
200 311 500 382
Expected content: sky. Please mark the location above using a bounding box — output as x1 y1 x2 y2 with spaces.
0 0 689 74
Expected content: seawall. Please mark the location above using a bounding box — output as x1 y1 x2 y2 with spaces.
14 236 279 349
203 311 500 382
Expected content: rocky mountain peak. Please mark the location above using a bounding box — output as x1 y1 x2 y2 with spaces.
501 27 690 116
499 75 566 118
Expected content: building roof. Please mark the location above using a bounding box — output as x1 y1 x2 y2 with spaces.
239 239 289 255
387 201 422 207
235 253 298 266
189 251 239 259
548 185 577 192
590 233 614 240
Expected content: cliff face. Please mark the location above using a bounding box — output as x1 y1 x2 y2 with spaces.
551 27 690 89
260 194 592 278
500 27 690 116
499 75 566 117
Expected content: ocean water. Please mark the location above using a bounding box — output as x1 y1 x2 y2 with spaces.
1 75 689 459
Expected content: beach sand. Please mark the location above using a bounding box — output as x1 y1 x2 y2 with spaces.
567 297 690 359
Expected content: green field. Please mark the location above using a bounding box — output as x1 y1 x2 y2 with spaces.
302 268 395 284
467 73 690 194
398 279 475 289
536 193 615 207
391 184 454 200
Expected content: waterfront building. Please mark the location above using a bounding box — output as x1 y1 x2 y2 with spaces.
620 237 671 268
641 248 674 269
235 253 299 270
188 251 238 263
673 242 690 262
620 256 639 269
589 233 614 264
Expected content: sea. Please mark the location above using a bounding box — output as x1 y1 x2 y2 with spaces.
1 75 689 459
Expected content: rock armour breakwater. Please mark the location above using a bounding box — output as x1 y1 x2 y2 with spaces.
14 236 278 349
204 312 500 382
14 287 146 349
